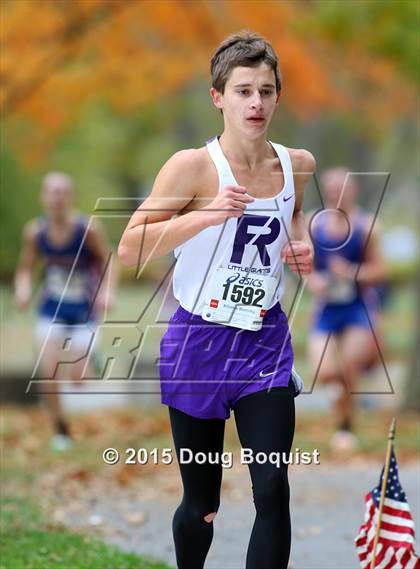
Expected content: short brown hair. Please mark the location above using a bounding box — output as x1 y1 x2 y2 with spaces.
210 30 281 94
42 172 73 192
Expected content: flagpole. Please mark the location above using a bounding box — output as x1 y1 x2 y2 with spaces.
370 417 396 569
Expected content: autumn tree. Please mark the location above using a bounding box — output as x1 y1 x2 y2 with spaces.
1 0 417 162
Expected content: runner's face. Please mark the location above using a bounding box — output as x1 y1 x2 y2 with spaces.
41 183 73 217
211 63 279 138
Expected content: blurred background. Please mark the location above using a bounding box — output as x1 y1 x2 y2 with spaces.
1 1 419 568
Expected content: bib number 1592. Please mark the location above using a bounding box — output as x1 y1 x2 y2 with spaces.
221 283 265 307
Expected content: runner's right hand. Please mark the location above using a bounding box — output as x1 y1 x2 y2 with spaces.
14 280 32 309
15 290 31 310
200 185 255 226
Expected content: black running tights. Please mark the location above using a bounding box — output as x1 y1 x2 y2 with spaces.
169 384 295 569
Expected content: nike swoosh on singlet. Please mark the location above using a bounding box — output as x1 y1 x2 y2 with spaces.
283 194 293 202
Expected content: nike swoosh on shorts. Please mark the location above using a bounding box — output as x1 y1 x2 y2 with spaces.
258 366 304 397
259 370 276 378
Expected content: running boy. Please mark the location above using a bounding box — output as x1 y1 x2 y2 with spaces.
119 31 315 569
15 172 115 450
307 167 386 451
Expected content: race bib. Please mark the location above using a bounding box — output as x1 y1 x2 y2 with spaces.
201 268 278 331
326 277 357 304
46 266 88 303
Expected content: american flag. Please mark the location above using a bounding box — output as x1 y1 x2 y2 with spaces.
355 448 420 568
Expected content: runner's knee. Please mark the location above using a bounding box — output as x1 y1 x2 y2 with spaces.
176 500 219 525
253 470 289 514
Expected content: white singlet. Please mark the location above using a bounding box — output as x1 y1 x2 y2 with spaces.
172 136 295 319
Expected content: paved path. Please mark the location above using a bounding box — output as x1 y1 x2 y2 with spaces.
66 462 419 569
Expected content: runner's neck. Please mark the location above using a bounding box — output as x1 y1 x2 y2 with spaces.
218 131 271 171
48 212 75 228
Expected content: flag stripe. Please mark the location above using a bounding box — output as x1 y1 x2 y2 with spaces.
376 545 395 568
397 549 409 569
383 503 414 519
379 529 415 544
359 530 378 566
381 520 415 535
384 497 411 512
407 552 420 569
374 542 388 566
382 513 415 529
357 520 377 557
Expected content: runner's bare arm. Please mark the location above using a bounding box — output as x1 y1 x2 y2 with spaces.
14 220 39 309
281 150 316 275
356 224 386 285
303 207 329 296
290 150 316 244
118 150 209 267
118 150 253 267
86 219 119 310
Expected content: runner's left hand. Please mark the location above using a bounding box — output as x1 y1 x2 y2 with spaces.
281 241 313 275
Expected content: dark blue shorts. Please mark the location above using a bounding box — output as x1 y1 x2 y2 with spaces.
312 300 373 334
39 298 93 325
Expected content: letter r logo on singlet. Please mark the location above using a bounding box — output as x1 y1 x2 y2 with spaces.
230 214 280 266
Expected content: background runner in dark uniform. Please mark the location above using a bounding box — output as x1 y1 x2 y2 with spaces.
15 172 116 451
307 167 386 451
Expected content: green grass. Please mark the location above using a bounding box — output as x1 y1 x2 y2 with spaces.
0 496 173 569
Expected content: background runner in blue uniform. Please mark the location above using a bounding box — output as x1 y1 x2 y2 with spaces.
307 167 386 451
14 172 116 451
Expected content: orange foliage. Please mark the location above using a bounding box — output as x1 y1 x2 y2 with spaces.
1 0 416 160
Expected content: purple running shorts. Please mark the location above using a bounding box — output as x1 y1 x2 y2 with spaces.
159 303 294 420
